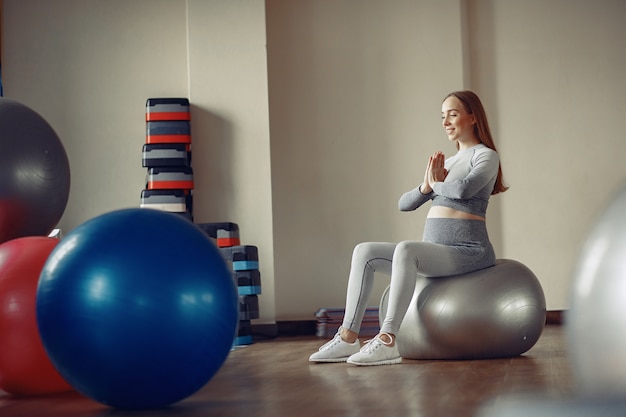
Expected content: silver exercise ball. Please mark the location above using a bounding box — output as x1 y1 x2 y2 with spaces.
567 186 626 397
380 259 546 359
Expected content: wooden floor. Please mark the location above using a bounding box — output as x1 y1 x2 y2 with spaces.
0 325 576 416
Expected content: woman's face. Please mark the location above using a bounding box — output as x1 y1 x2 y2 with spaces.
441 96 476 144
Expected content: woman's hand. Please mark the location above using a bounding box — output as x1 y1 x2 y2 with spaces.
421 151 447 194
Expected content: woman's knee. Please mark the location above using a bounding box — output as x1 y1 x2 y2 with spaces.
351 242 395 269
352 242 378 261
393 241 416 263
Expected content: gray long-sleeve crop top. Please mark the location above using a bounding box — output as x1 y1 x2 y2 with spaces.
397 143 499 218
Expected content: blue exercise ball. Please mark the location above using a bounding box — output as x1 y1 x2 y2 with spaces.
36 208 238 409
0 98 70 244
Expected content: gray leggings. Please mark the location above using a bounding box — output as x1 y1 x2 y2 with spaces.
342 218 496 335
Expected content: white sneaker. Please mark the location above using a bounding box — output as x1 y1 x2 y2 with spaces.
309 332 361 363
346 333 401 366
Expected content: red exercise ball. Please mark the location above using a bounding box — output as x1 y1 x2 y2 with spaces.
0 236 72 396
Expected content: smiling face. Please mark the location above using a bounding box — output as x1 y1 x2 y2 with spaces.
441 96 479 148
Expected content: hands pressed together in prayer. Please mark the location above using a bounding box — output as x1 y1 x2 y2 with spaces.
420 151 448 194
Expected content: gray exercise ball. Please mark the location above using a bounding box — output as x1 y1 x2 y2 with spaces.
380 259 546 359
567 185 626 397
0 98 70 244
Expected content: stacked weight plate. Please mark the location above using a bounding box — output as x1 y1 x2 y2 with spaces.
141 98 193 221
197 222 262 347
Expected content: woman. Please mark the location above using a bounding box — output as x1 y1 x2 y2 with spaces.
309 90 507 366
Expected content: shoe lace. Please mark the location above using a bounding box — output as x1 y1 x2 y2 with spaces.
360 333 393 353
319 333 343 351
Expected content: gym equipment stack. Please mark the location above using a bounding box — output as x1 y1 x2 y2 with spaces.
141 98 193 221
139 99 262 347
197 222 262 347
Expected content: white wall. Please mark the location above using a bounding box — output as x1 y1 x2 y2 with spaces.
186 0 275 323
3 0 189 227
266 0 468 320
266 0 626 317
3 0 626 324
468 0 626 310
2 0 276 324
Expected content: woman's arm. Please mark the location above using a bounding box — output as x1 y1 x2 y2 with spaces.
398 185 433 211
398 152 446 211
431 149 499 199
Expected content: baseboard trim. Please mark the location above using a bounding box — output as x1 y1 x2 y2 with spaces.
253 310 566 339
545 310 565 325
251 321 316 339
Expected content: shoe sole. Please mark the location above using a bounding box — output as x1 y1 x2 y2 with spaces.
309 358 349 363
346 357 402 366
